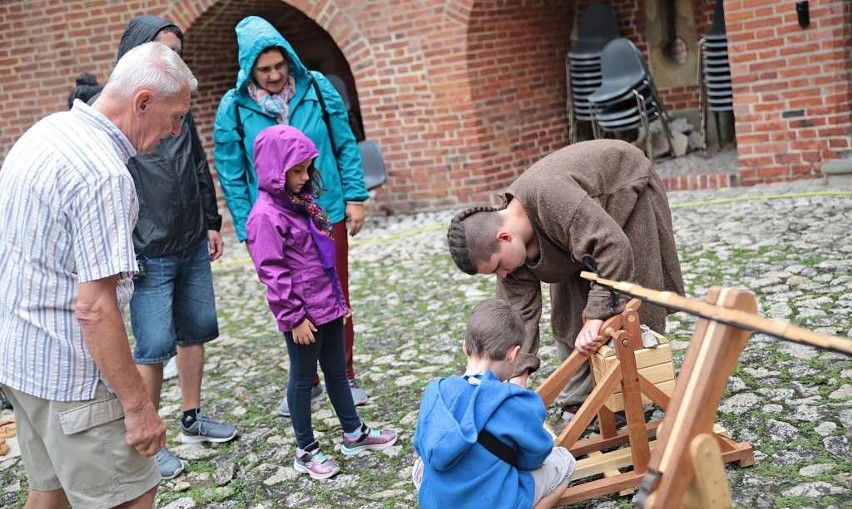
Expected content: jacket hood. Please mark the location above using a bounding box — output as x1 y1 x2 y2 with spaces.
117 15 181 60
417 371 516 471
235 16 309 93
253 125 318 197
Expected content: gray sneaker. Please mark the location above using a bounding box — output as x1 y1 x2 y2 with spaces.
278 383 324 417
155 447 185 480
349 379 368 406
179 412 238 444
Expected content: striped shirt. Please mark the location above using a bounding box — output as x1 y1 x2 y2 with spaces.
0 101 139 402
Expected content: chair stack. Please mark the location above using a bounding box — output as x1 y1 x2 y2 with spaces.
586 38 674 162
566 2 619 142
702 0 732 113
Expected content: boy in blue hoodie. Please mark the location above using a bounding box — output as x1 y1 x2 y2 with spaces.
413 298 576 509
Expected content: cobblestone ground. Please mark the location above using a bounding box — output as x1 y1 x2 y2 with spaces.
1 179 850 508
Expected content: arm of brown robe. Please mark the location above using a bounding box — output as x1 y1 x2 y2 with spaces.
565 195 636 320
497 270 543 377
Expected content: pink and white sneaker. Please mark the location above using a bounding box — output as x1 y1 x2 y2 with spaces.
341 425 398 456
293 446 340 480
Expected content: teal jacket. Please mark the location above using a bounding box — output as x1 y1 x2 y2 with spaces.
213 16 367 241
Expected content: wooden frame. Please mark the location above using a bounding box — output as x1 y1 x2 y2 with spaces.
535 295 754 507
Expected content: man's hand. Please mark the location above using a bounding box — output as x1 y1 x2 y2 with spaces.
575 319 605 355
123 400 166 458
292 318 317 345
346 202 365 237
509 372 529 388
343 309 353 324
208 230 224 261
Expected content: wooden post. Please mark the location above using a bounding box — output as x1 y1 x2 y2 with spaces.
637 287 756 508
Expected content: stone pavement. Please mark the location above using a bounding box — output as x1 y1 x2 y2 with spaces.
1 178 850 508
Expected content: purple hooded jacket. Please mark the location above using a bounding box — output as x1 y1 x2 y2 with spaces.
246 125 348 332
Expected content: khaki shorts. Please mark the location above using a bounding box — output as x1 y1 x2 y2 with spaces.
3 383 159 508
531 446 576 504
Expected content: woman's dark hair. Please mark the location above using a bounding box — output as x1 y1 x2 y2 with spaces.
293 160 324 197
156 25 184 56
447 206 502 275
67 73 103 109
252 47 290 79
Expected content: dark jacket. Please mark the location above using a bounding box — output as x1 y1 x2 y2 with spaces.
117 15 222 257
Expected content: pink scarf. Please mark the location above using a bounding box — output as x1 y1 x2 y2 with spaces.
248 77 296 124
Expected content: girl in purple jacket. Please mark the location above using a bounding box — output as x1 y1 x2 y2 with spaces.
246 125 397 479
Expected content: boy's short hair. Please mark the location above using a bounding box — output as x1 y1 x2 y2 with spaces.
464 298 524 360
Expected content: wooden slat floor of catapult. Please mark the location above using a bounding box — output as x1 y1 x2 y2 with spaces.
535 291 755 508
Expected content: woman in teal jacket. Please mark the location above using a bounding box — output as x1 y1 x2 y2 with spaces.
214 15 370 412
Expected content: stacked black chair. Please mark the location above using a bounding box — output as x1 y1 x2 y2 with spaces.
566 2 619 142
586 38 675 163
699 0 733 149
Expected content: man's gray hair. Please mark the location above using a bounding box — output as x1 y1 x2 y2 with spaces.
106 41 197 100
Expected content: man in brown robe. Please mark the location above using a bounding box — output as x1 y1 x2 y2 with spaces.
447 139 684 418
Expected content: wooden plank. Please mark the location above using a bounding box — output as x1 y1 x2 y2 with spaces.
587 450 636 496
579 271 852 354
536 350 587 407
559 470 646 505
639 374 671 410
558 361 623 448
689 433 732 509
594 342 673 369
615 327 651 473
594 364 674 391
604 380 676 411
573 445 647 480
571 420 661 457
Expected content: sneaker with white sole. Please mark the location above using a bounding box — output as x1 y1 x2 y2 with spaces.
349 379 368 406
412 456 424 491
341 424 398 456
179 412 238 444
155 447 185 480
278 383 324 418
294 444 340 480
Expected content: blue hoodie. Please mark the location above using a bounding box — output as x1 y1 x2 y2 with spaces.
213 16 367 241
413 370 554 509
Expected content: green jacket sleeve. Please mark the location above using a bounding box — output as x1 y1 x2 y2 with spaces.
313 73 369 203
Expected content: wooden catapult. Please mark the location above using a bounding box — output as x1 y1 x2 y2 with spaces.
536 272 852 509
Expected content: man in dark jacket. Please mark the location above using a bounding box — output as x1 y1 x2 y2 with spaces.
115 16 238 479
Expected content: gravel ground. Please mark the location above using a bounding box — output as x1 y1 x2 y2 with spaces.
1 176 850 509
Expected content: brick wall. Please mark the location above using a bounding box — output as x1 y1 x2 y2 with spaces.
1 0 849 220
726 0 851 183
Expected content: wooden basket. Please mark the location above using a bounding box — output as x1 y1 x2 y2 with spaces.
591 331 675 412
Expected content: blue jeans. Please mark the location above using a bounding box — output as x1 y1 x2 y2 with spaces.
284 317 360 449
130 239 219 364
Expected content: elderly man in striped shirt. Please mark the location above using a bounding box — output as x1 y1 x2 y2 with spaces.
0 42 196 509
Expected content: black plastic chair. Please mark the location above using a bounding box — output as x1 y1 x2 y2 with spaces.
587 38 675 162
358 140 387 191
698 0 733 151
566 3 620 141
568 3 620 59
586 39 648 105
